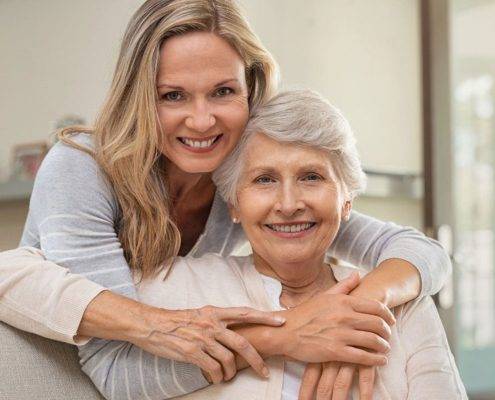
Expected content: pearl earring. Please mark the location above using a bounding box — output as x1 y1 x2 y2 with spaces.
232 217 239 223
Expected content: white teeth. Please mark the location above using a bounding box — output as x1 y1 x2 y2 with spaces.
181 136 218 148
268 223 313 233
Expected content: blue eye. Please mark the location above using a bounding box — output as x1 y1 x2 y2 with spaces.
255 176 274 184
162 91 184 101
303 173 322 181
214 87 234 97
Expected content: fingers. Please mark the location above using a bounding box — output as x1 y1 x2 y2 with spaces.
345 330 390 354
352 314 392 340
332 364 355 400
194 351 224 384
327 272 360 295
358 366 375 400
204 341 237 381
337 346 387 367
315 362 339 400
350 298 396 326
299 363 322 400
219 307 286 326
214 329 269 378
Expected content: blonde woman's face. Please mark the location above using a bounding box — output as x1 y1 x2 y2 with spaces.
156 31 249 173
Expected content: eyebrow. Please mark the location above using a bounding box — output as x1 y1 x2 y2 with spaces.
246 163 329 175
156 78 240 90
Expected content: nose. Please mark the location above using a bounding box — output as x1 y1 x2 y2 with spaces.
185 99 216 133
275 182 305 216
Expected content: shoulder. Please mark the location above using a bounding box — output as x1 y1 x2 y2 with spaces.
40 133 97 175
33 133 114 203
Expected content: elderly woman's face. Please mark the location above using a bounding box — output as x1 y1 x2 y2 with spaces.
232 133 351 266
156 32 249 174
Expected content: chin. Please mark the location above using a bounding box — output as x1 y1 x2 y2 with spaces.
175 158 223 174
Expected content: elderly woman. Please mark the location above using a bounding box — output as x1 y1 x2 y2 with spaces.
129 89 467 399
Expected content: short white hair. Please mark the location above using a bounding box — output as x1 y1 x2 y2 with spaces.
213 89 366 206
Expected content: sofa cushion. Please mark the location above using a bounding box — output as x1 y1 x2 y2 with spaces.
0 321 103 400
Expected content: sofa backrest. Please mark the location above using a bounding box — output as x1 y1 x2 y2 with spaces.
0 321 103 400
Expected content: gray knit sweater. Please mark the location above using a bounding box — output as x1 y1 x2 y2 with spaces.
20 133 451 399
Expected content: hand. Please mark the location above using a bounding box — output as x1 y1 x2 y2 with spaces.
134 305 285 384
299 362 376 400
278 273 395 366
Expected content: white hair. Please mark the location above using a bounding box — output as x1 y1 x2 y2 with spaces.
213 89 366 206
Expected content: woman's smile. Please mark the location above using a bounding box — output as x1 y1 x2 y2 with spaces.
263 221 317 238
177 133 224 153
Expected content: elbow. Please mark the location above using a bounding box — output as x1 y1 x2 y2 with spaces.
431 241 453 294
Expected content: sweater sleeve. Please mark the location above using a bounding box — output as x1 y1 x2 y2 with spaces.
399 297 468 399
0 246 105 344
328 211 452 296
21 136 208 399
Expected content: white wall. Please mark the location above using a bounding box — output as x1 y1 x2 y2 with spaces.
0 0 423 232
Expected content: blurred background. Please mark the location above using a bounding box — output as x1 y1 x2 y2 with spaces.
0 0 493 398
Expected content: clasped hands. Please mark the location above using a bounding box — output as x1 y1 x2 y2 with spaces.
134 272 394 399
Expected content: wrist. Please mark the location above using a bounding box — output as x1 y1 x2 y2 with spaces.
271 310 297 357
350 284 390 307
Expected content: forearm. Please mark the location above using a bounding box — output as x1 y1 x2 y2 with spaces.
78 290 155 342
331 211 451 297
350 258 421 308
231 311 287 370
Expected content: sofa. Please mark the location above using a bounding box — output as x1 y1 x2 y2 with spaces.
0 321 103 400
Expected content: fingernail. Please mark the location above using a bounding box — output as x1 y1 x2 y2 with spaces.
275 316 286 324
381 357 388 365
262 366 270 378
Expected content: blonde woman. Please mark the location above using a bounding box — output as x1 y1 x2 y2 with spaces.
0 0 450 399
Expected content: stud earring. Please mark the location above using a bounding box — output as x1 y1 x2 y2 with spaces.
232 217 239 224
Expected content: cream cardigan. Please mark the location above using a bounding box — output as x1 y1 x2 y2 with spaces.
136 253 468 400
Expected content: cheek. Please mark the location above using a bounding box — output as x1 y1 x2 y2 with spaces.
236 189 271 223
156 107 181 137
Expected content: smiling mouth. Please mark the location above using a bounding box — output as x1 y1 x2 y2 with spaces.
265 222 316 233
178 134 223 149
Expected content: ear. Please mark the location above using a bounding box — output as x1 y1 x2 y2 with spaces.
228 203 240 224
342 200 352 222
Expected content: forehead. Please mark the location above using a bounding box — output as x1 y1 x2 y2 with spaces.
243 133 332 173
157 31 246 87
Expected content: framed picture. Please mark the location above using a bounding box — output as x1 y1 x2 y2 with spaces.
11 141 49 181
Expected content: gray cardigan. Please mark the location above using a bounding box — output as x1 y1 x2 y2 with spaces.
19 133 451 399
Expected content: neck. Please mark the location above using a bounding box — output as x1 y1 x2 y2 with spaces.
252 253 336 308
165 159 214 202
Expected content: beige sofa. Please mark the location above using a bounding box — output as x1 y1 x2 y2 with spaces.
0 321 103 400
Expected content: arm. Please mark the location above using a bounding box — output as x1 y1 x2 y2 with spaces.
330 211 451 300
400 296 468 399
0 246 105 344
21 138 209 399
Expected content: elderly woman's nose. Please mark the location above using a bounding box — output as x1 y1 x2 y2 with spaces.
275 184 305 215
185 100 216 133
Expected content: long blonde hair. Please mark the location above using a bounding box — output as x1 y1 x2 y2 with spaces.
59 0 279 278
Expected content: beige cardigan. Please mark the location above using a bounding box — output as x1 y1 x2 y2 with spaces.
136 253 468 400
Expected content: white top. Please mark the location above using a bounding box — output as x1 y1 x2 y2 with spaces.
260 274 305 400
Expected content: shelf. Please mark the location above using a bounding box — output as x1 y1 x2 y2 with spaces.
0 180 34 202
363 169 423 200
